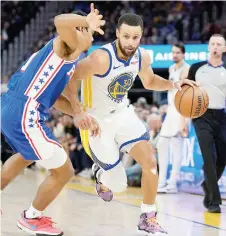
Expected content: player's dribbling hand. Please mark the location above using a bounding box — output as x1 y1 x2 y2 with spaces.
86 3 105 35
174 79 200 91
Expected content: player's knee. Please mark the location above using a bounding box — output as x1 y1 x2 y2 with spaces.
50 156 74 181
55 164 74 183
109 175 127 193
101 163 127 193
140 154 157 172
61 159 74 179
108 181 127 193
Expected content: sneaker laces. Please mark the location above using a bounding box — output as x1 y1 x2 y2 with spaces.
38 216 55 228
147 217 157 224
146 216 161 228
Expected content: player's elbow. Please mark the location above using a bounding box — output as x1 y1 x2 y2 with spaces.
54 15 61 28
143 81 152 90
54 15 66 29
142 76 155 90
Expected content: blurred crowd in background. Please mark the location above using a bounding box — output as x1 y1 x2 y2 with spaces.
1 1 45 50
2 1 226 52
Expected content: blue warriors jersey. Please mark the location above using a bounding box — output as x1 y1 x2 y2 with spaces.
7 38 87 109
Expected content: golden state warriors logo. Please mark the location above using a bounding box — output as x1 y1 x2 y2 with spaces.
108 73 133 103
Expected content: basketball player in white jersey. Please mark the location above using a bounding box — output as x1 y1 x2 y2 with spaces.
157 43 190 194
71 14 197 235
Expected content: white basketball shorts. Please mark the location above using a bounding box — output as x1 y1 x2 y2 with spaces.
80 105 150 170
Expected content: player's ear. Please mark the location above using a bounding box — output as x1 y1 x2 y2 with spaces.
207 43 210 53
223 45 226 53
116 28 119 38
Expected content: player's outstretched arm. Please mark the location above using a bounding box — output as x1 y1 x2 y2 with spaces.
54 3 105 51
53 94 101 136
54 87 101 136
53 95 75 116
138 49 197 91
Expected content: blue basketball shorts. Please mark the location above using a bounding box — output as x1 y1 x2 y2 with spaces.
1 91 67 169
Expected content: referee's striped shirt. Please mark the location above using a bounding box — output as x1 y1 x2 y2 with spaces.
188 61 226 109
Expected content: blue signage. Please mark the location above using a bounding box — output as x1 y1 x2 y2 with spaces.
167 123 226 197
89 44 209 68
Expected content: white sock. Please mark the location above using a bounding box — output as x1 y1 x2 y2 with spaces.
25 204 42 219
141 202 157 213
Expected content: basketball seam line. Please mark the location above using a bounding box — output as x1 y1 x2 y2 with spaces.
178 86 190 115
190 87 194 118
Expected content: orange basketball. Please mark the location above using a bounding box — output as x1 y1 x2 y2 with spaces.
174 85 209 118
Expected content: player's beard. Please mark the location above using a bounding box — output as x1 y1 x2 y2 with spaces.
118 39 137 58
174 58 183 64
173 58 180 63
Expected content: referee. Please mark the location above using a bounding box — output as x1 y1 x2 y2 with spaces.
188 34 226 213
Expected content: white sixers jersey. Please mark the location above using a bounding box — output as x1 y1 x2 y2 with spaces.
168 62 190 106
82 42 141 114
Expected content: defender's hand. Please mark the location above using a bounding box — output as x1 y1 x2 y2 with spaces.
74 112 101 137
86 3 105 35
90 117 101 137
73 111 93 130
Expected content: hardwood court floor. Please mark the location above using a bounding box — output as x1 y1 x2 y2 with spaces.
1 170 226 236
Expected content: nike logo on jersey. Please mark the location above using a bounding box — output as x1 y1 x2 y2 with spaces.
113 65 122 69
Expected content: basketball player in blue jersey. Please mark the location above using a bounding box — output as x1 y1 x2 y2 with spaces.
71 14 198 235
1 4 104 236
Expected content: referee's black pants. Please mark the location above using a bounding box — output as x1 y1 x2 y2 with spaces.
193 109 226 205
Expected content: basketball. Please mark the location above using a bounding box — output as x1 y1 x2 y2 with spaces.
174 85 209 118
